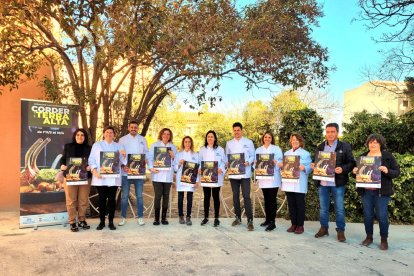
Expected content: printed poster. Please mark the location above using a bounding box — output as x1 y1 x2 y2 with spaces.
154 147 172 170
127 154 146 179
200 161 219 187
65 157 88 185
356 156 381 188
180 161 199 186
20 99 78 228
100 151 120 178
255 154 275 180
227 153 246 178
313 151 336 182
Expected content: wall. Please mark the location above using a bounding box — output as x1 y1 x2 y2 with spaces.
343 81 411 124
0 66 50 210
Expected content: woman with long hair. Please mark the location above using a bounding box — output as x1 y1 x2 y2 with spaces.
198 130 226 227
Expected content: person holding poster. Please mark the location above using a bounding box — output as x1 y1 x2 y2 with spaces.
280 133 311 234
118 120 149 227
352 134 400 250
60 128 92 232
225 122 255 231
148 128 177 225
174 136 199 226
312 123 355 242
199 130 226 227
88 126 123 230
254 131 283 232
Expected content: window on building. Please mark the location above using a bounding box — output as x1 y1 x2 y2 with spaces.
403 100 409 108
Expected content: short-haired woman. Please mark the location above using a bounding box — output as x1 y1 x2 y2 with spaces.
353 134 400 250
88 126 123 230
279 133 312 234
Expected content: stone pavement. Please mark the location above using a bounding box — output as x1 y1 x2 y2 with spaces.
0 212 413 276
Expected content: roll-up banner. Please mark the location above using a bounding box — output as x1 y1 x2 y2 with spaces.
20 99 78 228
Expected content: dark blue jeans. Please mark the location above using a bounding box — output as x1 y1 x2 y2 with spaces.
318 185 345 231
362 189 390 238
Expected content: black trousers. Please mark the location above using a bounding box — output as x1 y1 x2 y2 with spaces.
286 192 306 227
203 187 221 219
96 186 118 222
262 187 278 222
230 178 253 220
178 191 193 217
153 181 171 210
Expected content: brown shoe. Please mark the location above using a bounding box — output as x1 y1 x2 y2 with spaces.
337 230 346 242
232 217 241 227
287 225 296 233
314 227 329 238
380 237 388 250
294 226 304 234
361 235 373 246
247 220 254 231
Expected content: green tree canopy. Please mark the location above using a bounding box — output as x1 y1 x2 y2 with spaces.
0 0 330 142
342 110 414 154
242 100 272 147
278 107 324 154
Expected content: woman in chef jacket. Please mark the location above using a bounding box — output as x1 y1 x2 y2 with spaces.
174 136 199 226
148 128 177 225
88 126 123 231
198 130 226 227
254 131 283 232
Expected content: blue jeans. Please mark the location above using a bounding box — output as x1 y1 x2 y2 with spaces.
121 176 144 218
318 185 345 231
362 190 390 238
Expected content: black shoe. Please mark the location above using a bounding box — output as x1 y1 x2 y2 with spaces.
201 218 208 226
265 222 276 232
78 221 90 230
161 208 168 225
153 220 160 226
214 219 220 227
70 223 79 232
260 221 270 227
108 222 116 230
96 222 105 230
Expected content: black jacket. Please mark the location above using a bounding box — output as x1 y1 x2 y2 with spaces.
61 142 92 177
356 150 400 196
313 140 355 187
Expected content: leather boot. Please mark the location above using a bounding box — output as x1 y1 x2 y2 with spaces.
361 234 373 246
161 208 169 225
380 237 388 250
153 208 160 225
314 227 329 238
337 230 346 242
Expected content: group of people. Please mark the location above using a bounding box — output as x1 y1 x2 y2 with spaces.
61 121 400 251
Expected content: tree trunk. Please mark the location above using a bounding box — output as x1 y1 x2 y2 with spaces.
120 65 137 137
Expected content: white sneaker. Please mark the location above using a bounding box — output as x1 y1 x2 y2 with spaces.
118 218 126 226
138 217 145 226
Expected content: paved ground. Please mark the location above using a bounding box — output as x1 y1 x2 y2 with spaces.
0 211 413 276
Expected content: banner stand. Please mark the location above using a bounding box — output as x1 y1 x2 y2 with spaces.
20 99 78 228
